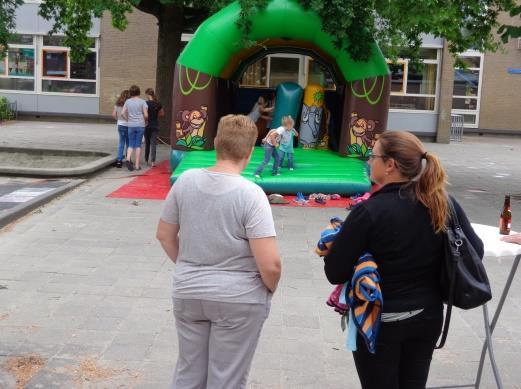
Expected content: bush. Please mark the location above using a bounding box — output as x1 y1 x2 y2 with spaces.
0 96 16 121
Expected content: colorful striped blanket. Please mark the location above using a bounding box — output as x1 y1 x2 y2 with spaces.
315 216 344 256
317 220 383 353
346 253 383 354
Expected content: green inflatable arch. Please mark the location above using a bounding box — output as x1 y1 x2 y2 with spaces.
178 0 389 83
171 0 392 195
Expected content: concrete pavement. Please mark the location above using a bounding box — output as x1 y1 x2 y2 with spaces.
0 120 117 153
1 121 521 388
0 178 84 229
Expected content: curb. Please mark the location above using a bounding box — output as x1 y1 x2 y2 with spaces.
0 147 116 177
0 180 85 229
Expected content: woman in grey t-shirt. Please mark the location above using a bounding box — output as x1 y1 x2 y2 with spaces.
122 85 148 171
157 115 281 389
111 89 129 167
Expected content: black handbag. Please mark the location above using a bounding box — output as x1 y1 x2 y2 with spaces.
436 197 492 349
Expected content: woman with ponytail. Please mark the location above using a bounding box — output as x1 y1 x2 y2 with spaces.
324 131 483 389
144 88 164 167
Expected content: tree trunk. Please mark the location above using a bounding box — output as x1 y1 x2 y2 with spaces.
156 5 184 140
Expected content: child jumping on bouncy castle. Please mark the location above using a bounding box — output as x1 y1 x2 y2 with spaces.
277 116 299 171
254 116 289 178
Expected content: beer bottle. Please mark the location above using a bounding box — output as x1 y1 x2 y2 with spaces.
499 195 512 235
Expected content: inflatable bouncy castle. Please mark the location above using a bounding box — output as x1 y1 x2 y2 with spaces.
170 0 390 195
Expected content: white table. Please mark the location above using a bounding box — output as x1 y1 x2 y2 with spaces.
471 223 521 389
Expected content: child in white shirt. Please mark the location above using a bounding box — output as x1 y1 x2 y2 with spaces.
253 117 289 177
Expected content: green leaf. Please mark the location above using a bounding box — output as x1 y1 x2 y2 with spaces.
185 134 193 146
193 138 205 147
347 144 363 156
361 143 368 156
0 0 23 59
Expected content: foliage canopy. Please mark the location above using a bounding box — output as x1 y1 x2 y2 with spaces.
1 0 520 62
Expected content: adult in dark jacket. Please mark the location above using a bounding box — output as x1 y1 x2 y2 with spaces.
144 88 164 167
324 131 483 389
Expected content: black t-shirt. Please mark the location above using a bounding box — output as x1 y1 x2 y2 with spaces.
324 183 484 312
146 100 162 128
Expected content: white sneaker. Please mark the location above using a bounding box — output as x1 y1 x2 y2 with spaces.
254 174 261 179
289 168 294 171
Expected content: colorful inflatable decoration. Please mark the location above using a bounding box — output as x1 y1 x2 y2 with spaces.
170 0 391 194
343 76 389 158
269 82 304 130
316 105 331 150
299 84 325 148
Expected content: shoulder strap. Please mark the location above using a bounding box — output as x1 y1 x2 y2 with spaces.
436 195 458 349
435 258 456 349
447 196 461 230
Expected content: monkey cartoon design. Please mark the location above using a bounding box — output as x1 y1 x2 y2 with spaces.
176 106 208 139
349 112 379 150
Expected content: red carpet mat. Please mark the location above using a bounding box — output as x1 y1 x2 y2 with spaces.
107 159 367 208
107 160 172 200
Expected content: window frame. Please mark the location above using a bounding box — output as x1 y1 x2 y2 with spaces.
388 46 441 114
239 54 305 88
240 56 269 88
0 35 36 93
41 49 69 78
0 34 100 96
40 36 99 96
268 53 304 88
305 57 336 91
451 50 484 128
239 54 336 90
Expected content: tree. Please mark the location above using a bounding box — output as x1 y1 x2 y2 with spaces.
0 0 23 58
1 0 520 136
38 0 226 137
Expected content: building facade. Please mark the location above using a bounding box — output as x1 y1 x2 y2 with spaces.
0 2 101 115
1 4 520 138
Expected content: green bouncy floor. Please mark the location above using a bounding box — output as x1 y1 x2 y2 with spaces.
170 147 371 195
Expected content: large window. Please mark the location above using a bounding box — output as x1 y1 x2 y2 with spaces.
307 58 336 90
0 34 98 96
389 48 440 111
241 55 304 88
41 36 98 95
269 57 300 87
241 57 268 87
240 54 336 89
451 52 483 127
0 34 35 91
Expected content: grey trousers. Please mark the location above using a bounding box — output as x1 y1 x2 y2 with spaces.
172 298 270 389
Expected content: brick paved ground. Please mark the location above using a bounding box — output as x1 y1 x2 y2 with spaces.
1 121 520 388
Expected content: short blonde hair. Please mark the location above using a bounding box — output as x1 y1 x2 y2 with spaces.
282 115 294 127
214 115 258 161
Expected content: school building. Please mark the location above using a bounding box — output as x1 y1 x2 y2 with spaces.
1 3 520 141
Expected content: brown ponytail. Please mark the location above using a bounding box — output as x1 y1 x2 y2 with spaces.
116 89 129 107
145 88 157 102
415 153 449 232
378 131 448 232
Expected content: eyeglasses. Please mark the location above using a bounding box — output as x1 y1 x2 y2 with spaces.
368 154 388 161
